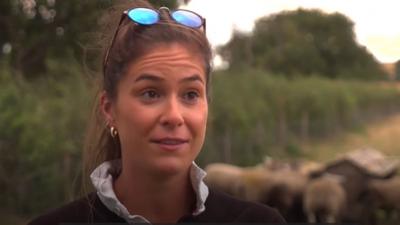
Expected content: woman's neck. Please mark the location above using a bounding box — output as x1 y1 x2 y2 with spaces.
113 168 195 223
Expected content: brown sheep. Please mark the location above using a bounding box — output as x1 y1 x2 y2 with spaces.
366 176 400 220
205 162 310 222
204 163 245 197
240 167 308 222
240 166 272 202
303 173 346 223
268 170 309 222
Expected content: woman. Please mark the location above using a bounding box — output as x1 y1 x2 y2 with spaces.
28 0 285 224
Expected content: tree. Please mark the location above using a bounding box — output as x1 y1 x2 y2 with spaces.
0 0 184 79
219 9 386 80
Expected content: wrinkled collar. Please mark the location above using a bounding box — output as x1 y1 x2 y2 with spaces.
90 160 209 224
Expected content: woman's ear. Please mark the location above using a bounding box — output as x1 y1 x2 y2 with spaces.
100 91 116 126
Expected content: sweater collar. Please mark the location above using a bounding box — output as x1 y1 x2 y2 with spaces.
90 160 209 223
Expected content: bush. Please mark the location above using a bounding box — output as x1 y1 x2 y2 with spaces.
0 61 92 214
199 69 400 166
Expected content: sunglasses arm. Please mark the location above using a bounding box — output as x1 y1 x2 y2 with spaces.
103 14 127 75
203 18 206 35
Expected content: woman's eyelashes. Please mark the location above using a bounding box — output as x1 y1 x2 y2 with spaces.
182 90 200 104
139 89 161 103
137 87 203 105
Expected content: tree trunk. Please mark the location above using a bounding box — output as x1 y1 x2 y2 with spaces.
300 111 309 142
63 151 72 201
277 102 287 146
222 128 232 163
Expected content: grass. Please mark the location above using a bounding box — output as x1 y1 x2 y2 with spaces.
301 112 400 162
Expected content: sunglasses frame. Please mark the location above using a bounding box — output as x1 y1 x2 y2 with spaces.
103 7 206 75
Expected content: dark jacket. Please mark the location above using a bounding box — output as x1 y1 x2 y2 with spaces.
28 188 286 224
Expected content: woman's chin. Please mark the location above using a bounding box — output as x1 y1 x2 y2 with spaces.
152 158 191 177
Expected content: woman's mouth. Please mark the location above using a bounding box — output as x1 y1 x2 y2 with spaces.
150 138 189 151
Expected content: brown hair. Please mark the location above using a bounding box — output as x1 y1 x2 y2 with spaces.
82 0 212 194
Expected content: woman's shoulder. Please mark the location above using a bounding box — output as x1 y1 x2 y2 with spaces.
27 192 123 225
188 188 286 223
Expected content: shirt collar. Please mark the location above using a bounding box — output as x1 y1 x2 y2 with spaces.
90 160 209 224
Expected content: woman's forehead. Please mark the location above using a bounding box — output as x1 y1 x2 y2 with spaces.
128 43 205 75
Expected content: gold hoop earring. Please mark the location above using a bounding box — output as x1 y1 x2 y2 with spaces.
110 126 118 138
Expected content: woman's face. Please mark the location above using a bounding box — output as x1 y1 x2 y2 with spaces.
102 43 208 177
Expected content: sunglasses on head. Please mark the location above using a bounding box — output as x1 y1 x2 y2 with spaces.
103 7 206 75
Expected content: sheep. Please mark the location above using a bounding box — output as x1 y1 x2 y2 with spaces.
303 173 346 223
366 176 400 221
204 161 310 222
268 170 309 222
240 167 309 222
297 160 323 177
204 163 245 197
240 166 272 202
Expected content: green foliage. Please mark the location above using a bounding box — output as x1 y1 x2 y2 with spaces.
0 0 184 79
0 61 92 214
0 0 115 78
198 69 400 166
219 9 386 80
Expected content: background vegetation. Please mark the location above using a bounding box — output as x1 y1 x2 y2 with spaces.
200 70 400 166
0 0 399 223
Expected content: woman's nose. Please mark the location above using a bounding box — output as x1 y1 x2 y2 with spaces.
160 96 184 128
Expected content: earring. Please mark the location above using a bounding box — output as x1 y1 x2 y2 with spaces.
110 126 118 138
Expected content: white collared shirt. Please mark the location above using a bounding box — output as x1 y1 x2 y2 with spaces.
90 160 209 224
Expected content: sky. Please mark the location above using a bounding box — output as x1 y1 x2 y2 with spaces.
182 0 400 64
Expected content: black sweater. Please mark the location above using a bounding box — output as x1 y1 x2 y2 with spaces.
28 188 286 224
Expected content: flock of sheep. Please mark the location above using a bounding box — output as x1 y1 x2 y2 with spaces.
204 149 400 224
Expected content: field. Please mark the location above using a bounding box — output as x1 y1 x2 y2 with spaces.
303 112 400 162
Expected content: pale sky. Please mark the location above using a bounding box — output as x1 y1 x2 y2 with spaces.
182 0 400 64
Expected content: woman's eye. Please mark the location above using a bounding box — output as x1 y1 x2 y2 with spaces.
140 90 160 101
183 91 200 103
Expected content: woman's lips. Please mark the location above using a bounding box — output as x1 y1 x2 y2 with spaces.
150 138 188 151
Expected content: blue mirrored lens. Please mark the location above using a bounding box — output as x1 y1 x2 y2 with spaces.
127 8 159 25
172 10 203 28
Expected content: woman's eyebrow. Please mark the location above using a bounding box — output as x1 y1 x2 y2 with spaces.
134 73 164 83
180 74 204 84
134 74 204 84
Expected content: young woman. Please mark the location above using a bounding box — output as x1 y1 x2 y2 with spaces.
28 0 285 224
